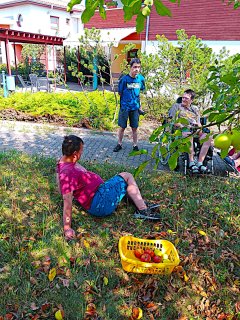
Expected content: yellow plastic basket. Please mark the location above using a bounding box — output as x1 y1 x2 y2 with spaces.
118 235 180 275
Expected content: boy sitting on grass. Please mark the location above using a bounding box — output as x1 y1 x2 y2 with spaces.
57 135 160 240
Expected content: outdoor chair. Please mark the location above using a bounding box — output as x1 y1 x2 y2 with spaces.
17 75 31 92
29 73 38 92
37 77 51 92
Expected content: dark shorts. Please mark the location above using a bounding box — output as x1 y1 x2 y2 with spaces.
87 175 127 217
118 109 139 129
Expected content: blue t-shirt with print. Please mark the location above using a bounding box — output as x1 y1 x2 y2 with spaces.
118 74 145 111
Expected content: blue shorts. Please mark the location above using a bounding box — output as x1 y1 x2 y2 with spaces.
118 109 139 129
87 175 127 217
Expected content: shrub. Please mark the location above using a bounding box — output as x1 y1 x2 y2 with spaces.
0 91 117 130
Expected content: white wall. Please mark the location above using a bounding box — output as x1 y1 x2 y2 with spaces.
0 3 83 69
0 4 82 37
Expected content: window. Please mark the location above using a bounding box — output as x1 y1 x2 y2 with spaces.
50 16 59 30
127 49 138 64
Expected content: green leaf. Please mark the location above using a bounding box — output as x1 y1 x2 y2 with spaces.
151 144 159 158
178 142 190 153
149 126 164 142
219 149 229 158
124 6 134 21
99 6 106 19
220 74 237 85
176 117 189 125
129 0 140 7
67 0 82 12
134 160 150 177
154 0 172 16
136 12 146 33
81 8 95 23
214 113 230 124
168 152 179 170
129 149 148 156
208 112 219 122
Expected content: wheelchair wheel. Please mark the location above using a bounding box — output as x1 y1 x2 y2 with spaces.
177 152 189 175
157 142 171 165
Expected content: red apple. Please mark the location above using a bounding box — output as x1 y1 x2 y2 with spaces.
144 248 155 258
152 255 163 263
140 253 151 262
134 248 144 259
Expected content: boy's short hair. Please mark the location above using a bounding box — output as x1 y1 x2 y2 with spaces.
130 58 141 67
184 89 196 100
62 135 84 156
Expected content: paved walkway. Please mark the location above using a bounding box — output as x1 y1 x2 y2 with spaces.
0 120 232 176
0 120 158 169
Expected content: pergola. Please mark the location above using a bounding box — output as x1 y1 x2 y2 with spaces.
0 28 66 78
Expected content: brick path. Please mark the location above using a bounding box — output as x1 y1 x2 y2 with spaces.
0 120 232 176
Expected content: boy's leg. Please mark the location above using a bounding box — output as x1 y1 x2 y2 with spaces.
198 134 213 163
119 172 146 210
118 127 125 145
129 110 139 148
113 110 128 152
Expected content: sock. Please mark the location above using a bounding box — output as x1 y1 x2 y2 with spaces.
189 161 195 167
197 162 203 167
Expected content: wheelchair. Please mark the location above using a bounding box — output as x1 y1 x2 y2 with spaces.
157 117 214 175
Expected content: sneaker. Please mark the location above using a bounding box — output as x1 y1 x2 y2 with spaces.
189 163 199 174
133 145 139 151
134 207 161 220
113 144 122 152
145 201 160 209
198 164 211 174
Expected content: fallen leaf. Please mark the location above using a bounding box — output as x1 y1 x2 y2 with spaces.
132 307 143 319
55 309 64 320
199 230 207 236
235 301 240 313
167 229 177 235
30 302 39 311
85 303 97 316
61 278 70 288
48 268 57 282
103 276 108 286
83 239 90 248
174 238 180 246
41 303 51 312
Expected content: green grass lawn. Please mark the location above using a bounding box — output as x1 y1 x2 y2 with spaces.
0 151 239 320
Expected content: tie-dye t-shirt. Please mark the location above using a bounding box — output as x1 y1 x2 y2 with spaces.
57 162 104 210
168 103 200 126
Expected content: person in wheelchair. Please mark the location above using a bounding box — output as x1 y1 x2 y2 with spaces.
223 148 240 174
168 89 213 174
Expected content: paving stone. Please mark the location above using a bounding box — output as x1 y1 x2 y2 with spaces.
0 120 233 176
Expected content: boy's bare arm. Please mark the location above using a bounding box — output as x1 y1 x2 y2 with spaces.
63 192 75 239
56 173 61 193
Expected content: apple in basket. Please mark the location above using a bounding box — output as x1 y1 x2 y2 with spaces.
152 255 163 263
140 253 151 262
144 248 155 258
134 248 144 259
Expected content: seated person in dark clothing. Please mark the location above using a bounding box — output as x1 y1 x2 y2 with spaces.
168 89 213 173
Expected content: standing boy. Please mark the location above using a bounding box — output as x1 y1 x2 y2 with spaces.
113 58 145 152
